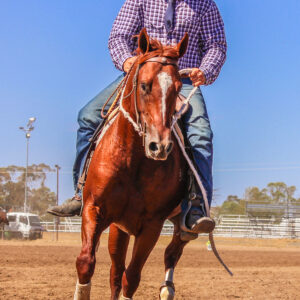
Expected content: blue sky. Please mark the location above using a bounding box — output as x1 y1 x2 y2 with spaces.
0 0 300 205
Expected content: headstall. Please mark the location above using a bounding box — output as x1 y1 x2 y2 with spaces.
119 56 179 137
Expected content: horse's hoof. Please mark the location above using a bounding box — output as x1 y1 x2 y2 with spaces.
160 286 175 300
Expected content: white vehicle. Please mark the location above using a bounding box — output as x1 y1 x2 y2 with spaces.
4 212 43 240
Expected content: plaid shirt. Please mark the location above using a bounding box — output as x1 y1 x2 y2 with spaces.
108 0 227 85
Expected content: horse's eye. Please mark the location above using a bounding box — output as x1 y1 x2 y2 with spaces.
140 82 151 94
141 83 147 92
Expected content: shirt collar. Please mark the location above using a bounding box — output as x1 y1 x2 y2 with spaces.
161 0 184 3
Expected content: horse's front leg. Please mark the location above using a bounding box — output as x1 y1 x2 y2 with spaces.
74 198 109 300
108 223 130 300
160 217 189 300
120 221 163 300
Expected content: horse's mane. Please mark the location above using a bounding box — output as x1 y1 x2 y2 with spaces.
136 38 180 64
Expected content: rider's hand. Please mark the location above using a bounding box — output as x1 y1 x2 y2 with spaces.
189 68 206 86
123 56 137 73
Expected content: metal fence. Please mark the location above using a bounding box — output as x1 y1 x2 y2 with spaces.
42 218 82 233
214 215 300 239
41 218 175 235
41 215 300 239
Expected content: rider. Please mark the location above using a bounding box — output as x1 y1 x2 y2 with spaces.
48 0 227 234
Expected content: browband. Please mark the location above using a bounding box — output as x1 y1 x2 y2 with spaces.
143 57 178 67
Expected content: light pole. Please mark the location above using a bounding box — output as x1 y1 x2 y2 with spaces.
54 164 61 241
19 117 36 212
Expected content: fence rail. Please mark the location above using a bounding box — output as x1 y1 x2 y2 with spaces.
41 219 174 235
214 215 300 239
40 215 300 239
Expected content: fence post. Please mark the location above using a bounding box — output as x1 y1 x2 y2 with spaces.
54 164 61 241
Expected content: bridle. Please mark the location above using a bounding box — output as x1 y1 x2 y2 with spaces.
101 55 197 137
119 56 179 137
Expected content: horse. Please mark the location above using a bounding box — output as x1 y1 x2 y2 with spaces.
0 209 9 240
0 209 9 225
74 28 196 300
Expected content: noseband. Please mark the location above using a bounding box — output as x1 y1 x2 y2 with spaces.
119 56 179 137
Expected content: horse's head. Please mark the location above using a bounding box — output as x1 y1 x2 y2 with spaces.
130 29 188 160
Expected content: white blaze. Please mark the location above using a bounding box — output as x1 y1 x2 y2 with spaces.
157 72 173 125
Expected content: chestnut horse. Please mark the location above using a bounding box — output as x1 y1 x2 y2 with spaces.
0 209 9 240
74 29 193 300
0 210 8 225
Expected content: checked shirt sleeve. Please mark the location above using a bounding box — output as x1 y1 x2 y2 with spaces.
199 2 227 85
108 0 143 71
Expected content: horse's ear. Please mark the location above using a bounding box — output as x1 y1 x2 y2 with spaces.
138 28 150 54
177 33 189 58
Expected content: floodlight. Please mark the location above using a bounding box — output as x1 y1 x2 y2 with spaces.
19 117 37 212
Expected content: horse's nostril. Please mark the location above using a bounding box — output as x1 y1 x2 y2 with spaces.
149 142 159 152
166 142 173 154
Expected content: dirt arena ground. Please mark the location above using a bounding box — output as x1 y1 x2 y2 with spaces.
1 233 300 300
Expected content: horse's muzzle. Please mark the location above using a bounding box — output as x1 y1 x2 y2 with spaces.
146 140 174 161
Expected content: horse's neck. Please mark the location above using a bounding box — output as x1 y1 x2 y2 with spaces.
115 74 143 155
107 71 146 167
113 111 144 163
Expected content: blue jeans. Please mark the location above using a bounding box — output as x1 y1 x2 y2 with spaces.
73 75 213 205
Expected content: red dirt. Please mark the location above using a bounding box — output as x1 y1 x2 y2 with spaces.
0 233 300 299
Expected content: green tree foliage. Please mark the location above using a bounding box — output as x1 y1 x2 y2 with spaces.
219 182 300 217
245 187 270 203
219 195 246 215
267 182 297 203
0 164 56 218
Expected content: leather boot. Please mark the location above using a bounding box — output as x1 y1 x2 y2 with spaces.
47 194 82 217
186 194 215 234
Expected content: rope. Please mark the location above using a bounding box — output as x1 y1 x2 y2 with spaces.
171 85 197 130
171 69 198 129
171 68 233 276
106 89 122 116
119 67 144 136
100 76 127 119
172 128 233 276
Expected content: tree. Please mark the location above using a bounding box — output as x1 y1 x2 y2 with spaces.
217 182 299 219
244 187 270 203
30 186 56 216
219 195 246 215
244 183 297 204
267 182 296 203
0 164 56 217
